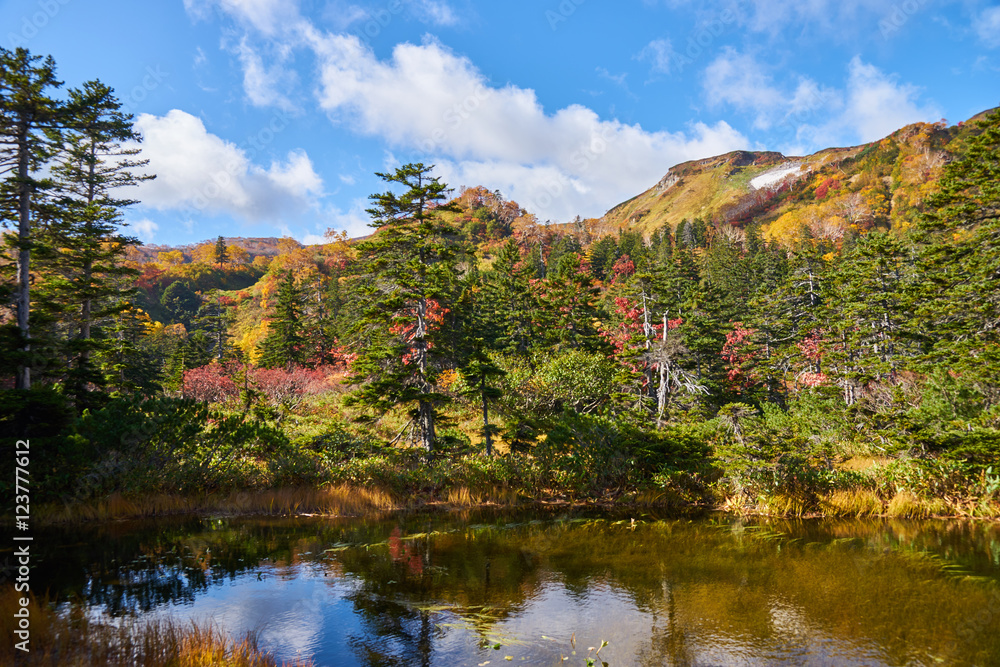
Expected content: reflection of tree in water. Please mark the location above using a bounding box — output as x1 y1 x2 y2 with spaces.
37 517 378 615
333 520 557 666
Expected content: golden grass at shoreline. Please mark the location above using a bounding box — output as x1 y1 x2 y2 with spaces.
32 485 400 524
0 588 312 667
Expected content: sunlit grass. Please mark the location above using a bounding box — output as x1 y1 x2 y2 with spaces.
0 588 312 667
820 489 884 518
37 485 399 524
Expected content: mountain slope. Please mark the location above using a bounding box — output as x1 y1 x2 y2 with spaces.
597 109 997 247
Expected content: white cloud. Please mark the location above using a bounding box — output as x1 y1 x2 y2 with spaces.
745 0 902 36
184 0 296 36
977 6 1000 48
131 219 159 243
234 37 300 111
638 38 677 75
703 48 786 129
188 1 748 221
133 109 323 222
786 57 940 150
837 56 941 142
413 0 459 27
305 32 748 219
702 50 936 151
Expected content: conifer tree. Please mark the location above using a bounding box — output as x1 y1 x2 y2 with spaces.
214 235 230 268
0 47 67 389
915 109 1000 378
346 164 462 452
258 271 307 369
35 79 151 402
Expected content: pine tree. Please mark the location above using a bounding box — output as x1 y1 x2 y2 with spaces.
35 79 151 402
258 271 307 369
826 231 914 404
346 164 463 452
214 236 230 268
0 47 67 389
479 239 536 354
533 252 604 352
915 109 1000 378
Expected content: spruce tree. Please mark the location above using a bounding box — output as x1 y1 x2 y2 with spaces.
915 109 1000 378
214 236 230 267
258 271 307 369
346 163 462 452
36 79 151 402
0 47 67 389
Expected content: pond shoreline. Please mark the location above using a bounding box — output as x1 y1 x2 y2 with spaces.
21 484 1000 525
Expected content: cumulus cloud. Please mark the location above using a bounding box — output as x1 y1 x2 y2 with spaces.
702 49 936 151
304 32 748 218
133 109 323 221
976 6 1000 48
182 1 750 221
130 219 159 243
836 56 941 141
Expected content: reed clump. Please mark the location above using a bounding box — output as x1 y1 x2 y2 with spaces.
887 491 931 519
0 588 311 667
820 489 884 518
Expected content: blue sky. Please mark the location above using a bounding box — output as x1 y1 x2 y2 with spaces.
2 0 998 246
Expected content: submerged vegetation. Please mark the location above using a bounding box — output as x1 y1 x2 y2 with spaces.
2 48 1000 523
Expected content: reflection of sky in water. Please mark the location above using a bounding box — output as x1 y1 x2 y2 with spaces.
129 569 897 666
141 564 363 665
50 515 1000 667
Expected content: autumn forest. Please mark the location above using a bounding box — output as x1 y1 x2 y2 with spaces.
2 46 1000 527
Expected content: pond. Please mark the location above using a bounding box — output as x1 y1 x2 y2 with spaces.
26 509 1000 666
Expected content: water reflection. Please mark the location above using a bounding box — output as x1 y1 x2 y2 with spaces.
24 511 1000 666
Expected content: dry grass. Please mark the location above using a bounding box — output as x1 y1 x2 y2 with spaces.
837 457 894 472
887 491 931 519
760 491 812 517
36 485 399 524
0 588 312 667
820 489 884 518
445 486 520 507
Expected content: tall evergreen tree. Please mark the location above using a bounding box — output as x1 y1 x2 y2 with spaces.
915 109 1000 381
258 271 307 369
214 235 230 267
0 47 66 389
346 163 462 451
35 79 151 402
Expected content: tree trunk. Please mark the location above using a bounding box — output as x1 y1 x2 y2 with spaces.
15 125 32 390
481 379 492 457
415 297 435 451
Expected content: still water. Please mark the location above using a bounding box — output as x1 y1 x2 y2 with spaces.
28 509 1000 666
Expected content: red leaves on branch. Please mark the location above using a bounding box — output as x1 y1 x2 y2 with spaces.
722 322 759 388
611 254 635 279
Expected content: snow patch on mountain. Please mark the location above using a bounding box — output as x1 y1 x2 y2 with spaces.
750 163 804 190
